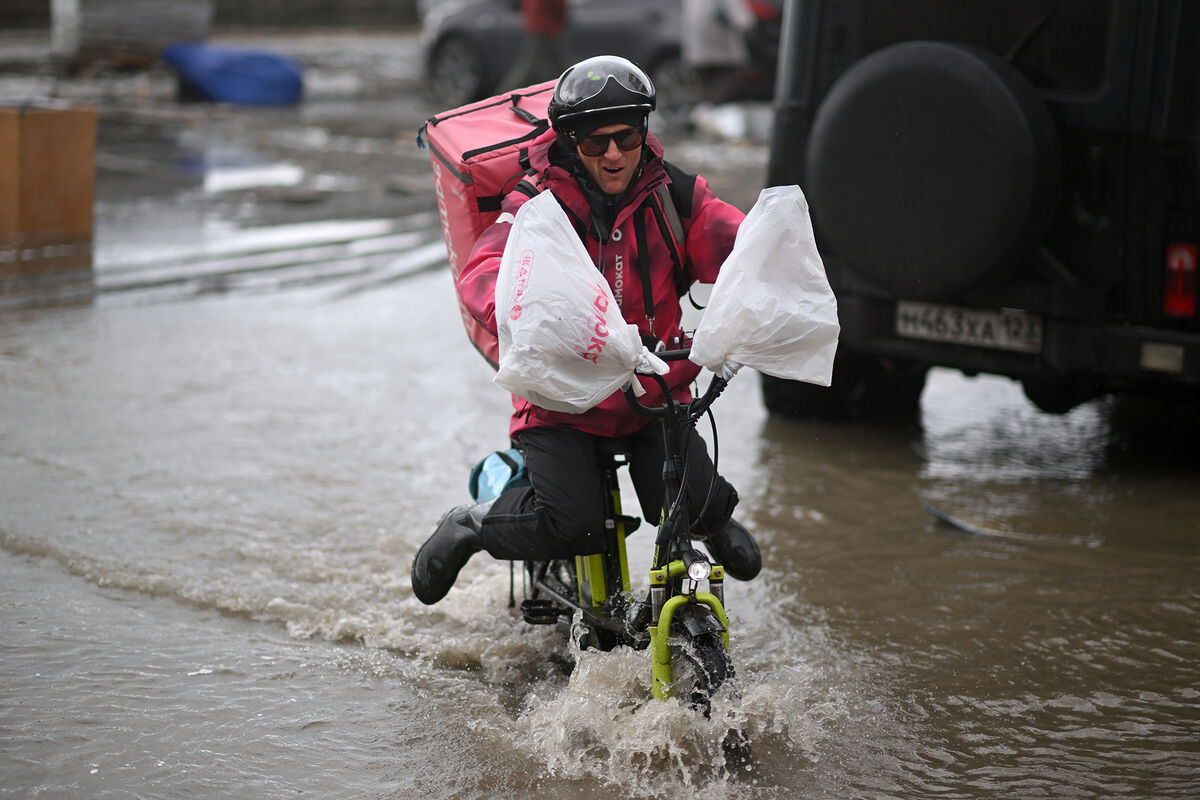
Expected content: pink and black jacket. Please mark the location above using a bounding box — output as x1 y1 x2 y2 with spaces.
456 130 746 439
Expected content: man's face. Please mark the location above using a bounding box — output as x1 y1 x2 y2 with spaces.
575 124 644 196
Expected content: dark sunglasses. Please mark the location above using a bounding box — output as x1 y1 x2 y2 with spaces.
576 127 645 157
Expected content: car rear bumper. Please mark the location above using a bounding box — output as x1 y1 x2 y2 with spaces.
837 294 1200 392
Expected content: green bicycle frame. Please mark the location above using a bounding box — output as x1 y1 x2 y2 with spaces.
521 364 737 702
575 483 632 608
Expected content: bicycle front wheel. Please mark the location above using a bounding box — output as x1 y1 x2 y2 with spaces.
673 630 735 712
674 629 752 771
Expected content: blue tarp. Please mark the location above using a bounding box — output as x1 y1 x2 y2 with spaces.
163 43 304 106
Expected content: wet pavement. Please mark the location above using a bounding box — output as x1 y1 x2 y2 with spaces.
1 27 770 307
1 29 445 300
3 28 1197 800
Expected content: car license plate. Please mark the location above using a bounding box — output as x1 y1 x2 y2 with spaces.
895 301 1042 353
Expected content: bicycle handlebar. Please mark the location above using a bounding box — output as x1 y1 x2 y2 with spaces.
652 348 693 362
623 347 730 419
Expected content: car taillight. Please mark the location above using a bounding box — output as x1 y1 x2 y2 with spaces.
1164 242 1197 318
746 0 783 21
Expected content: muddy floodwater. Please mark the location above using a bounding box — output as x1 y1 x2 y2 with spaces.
2 261 1198 799
2 31 1199 796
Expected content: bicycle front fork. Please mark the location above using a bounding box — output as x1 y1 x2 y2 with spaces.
647 560 731 700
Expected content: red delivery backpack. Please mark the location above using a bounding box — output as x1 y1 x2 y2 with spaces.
418 81 557 369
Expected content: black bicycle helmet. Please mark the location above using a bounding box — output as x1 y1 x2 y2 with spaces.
548 55 656 144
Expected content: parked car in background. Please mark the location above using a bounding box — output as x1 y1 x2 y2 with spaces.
763 0 1199 422
419 0 781 118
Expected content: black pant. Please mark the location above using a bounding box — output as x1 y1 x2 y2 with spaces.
479 423 738 560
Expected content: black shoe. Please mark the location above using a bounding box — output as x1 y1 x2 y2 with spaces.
624 592 652 649
411 502 488 604
700 519 762 581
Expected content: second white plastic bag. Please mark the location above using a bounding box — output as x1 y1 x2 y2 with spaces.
493 191 667 413
690 185 840 384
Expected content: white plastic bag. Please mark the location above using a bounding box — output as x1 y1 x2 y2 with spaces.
493 191 668 413
690 185 840 385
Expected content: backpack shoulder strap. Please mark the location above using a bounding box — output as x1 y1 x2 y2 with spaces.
511 175 591 244
662 160 697 219
651 162 698 265
653 183 686 254
643 162 698 298
511 174 541 199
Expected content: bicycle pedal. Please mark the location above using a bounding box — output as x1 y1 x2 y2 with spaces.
521 598 564 625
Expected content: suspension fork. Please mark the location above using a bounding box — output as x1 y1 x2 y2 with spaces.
647 561 730 700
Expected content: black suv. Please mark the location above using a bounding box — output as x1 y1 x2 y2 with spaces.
762 0 1198 420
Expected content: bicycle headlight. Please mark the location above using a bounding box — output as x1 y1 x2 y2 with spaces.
684 549 712 582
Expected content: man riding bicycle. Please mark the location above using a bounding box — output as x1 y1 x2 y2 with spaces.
412 55 761 605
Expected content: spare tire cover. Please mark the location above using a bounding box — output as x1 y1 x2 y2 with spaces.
805 41 1061 300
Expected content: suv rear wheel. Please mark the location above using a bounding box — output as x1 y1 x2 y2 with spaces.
761 354 928 423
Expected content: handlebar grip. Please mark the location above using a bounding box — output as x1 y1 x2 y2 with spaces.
653 348 692 362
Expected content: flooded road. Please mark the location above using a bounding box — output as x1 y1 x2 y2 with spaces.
3 265 1198 799
3 33 1200 798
